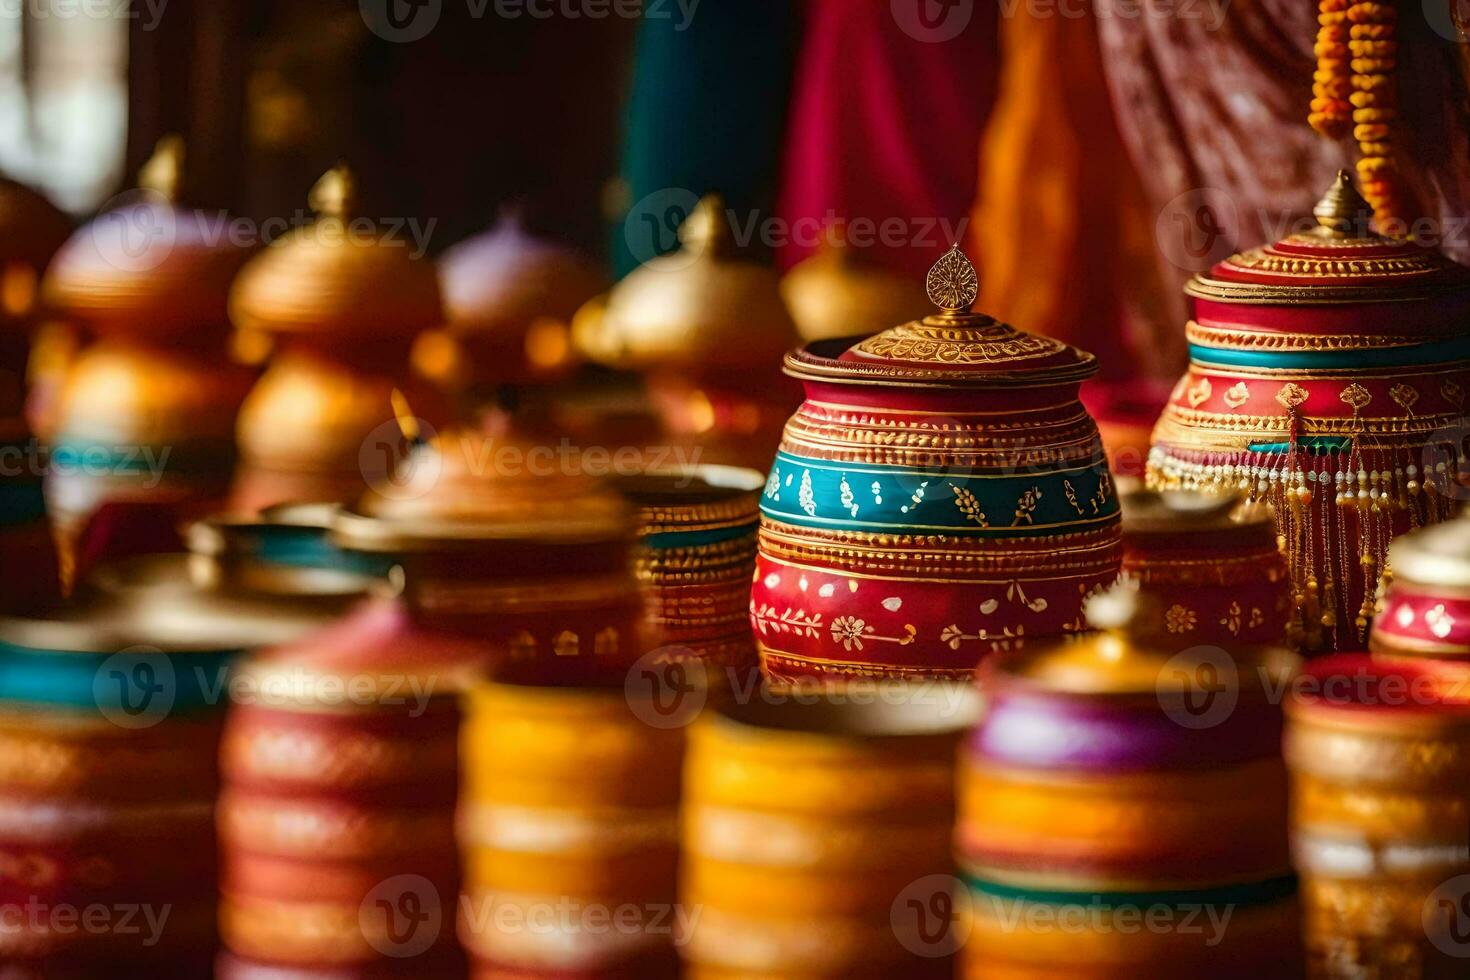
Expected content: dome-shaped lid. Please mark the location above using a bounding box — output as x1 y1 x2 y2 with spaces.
331 415 633 552
229 165 442 342
0 176 70 271
439 210 605 338
574 194 797 371
784 245 1097 389
43 137 251 339
1387 512 1470 589
232 598 487 709
779 233 931 342
1187 172 1470 306
987 586 1296 698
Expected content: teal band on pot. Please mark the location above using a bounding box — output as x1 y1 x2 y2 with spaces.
760 452 1119 536
250 525 396 578
964 873 1298 910
0 642 239 718
1189 336 1470 371
1245 437 1353 455
642 521 758 550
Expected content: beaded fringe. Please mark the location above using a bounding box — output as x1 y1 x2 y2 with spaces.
1148 443 1462 650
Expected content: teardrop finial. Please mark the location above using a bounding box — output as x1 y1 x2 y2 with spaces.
1313 170 1374 236
677 194 730 253
308 163 357 219
138 134 184 201
925 243 978 314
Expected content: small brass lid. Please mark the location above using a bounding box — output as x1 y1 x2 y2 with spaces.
780 234 930 342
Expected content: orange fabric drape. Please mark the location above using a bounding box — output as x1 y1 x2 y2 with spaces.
968 6 1176 383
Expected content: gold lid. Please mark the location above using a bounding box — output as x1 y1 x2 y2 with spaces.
431 210 605 384
784 244 1098 389
1388 513 1470 590
779 234 930 342
229 164 442 343
992 586 1296 697
573 194 797 371
54 340 251 447
332 424 633 552
43 136 250 340
1185 172 1470 305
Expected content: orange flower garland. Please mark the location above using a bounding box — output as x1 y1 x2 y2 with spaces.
1310 0 1407 229
1309 0 1352 139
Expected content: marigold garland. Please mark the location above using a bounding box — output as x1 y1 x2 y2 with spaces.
1311 0 1407 230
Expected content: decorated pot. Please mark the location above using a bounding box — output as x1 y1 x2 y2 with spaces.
228 165 446 513
574 194 801 470
1149 172 1470 651
458 677 683 976
1120 489 1292 649
959 587 1301 977
616 464 762 683
679 683 980 978
331 425 647 686
0 580 332 975
217 599 484 978
418 209 605 406
779 232 930 343
41 137 254 584
751 244 1122 682
1285 654 1470 976
1371 515 1470 660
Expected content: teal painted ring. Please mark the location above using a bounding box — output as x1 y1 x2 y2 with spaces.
964 872 1298 910
760 452 1119 536
1189 336 1470 371
0 642 238 718
642 522 758 550
250 525 396 578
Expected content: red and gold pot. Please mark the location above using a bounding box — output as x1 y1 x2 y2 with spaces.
1285 654 1470 976
1119 489 1292 649
0 577 334 975
1149 173 1470 651
41 137 254 584
227 165 446 513
458 677 684 977
217 599 485 977
1371 515 1470 661
680 684 980 978
751 244 1121 683
331 426 647 686
616 464 763 684
960 587 1301 977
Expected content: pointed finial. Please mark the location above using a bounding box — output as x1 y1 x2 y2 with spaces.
138 135 184 201
925 243 978 314
390 388 422 445
308 163 357 219
677 194 731 253
1313 170 1375 236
